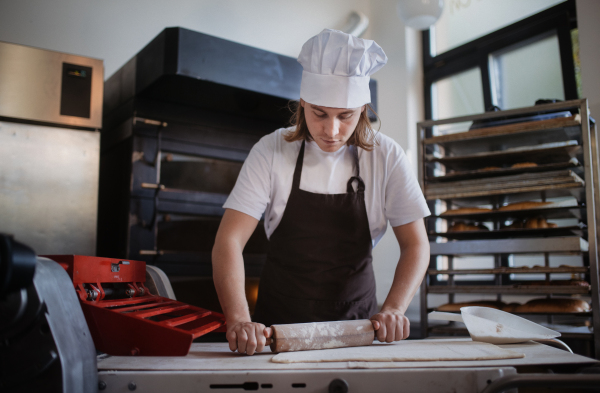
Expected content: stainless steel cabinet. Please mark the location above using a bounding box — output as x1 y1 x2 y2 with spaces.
0 42 103 255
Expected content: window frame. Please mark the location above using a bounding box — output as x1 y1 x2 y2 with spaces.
422 0 578 121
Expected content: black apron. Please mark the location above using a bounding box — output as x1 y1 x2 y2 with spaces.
253 140 377 326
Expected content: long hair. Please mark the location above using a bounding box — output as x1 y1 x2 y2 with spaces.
284 101 380 151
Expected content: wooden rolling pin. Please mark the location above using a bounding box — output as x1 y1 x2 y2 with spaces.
268 320 375 353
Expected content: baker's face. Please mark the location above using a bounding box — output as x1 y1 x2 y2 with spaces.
301 99 365 153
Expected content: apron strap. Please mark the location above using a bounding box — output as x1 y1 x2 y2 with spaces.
346 145 365 193
292 140 306 191
347 176 365 193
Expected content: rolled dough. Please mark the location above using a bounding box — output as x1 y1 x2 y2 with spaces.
271 340 524 363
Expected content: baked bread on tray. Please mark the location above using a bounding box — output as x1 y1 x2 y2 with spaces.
441 200 563 215
497 201 553 211
437 300 506 312
448 222 489 232
441 207 492 215
513 298 590 313
437 298 591 313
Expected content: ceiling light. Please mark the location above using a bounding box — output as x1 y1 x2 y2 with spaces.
397 0 444 30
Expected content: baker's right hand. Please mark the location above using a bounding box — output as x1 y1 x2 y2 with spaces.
226 321 272 355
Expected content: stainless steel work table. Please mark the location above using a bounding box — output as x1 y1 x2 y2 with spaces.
97 338 599 393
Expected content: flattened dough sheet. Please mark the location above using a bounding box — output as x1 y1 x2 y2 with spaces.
271 340 524 363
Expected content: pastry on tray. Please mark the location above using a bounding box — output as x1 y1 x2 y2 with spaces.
441 207 492 215
502 303 521 313
497 201 554 211
524 217 558 229
511 162 538 168
481 166 502 171
510 265 544 270
448 222 489 232
437 300 506 312
559 264 583 269
513 298 591 313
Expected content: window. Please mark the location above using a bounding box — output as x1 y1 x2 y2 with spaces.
431 0 566 56
433 67 484 120
423 0 578 121
489 32 564 110
432 67 484 134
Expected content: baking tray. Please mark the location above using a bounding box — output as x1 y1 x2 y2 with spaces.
428 267 588 275
427 159 580 183
426 169 582 190
430 237 589 255
430 226 585 240
427 285 591 295
428 309 592 317
437 205 585 221
425 141 581 172
425 170 585 200
423 115 581 154
430 187 585 207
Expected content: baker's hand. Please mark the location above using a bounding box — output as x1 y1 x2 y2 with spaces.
226 321 272 355
370 309 410 343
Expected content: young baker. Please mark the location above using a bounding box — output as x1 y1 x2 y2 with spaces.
212 29 430 355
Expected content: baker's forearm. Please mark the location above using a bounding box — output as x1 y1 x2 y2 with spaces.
381 242 429 314
212 209 259 324
212 241 251 323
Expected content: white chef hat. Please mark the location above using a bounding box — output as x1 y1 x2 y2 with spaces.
297 29 388 109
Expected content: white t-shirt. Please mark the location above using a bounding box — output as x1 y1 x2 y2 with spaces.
223 127 430 247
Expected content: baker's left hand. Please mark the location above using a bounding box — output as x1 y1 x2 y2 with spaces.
370 309 410 343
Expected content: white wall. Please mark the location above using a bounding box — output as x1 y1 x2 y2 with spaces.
368 0 423 321
0 0 370 79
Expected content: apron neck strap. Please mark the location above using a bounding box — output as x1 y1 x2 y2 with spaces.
347 145 365 193
292 140 306 190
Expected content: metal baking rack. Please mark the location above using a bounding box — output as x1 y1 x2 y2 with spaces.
417 99 600 357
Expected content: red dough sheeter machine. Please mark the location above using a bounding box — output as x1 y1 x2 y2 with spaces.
2 246 599 393
50 255 227 356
